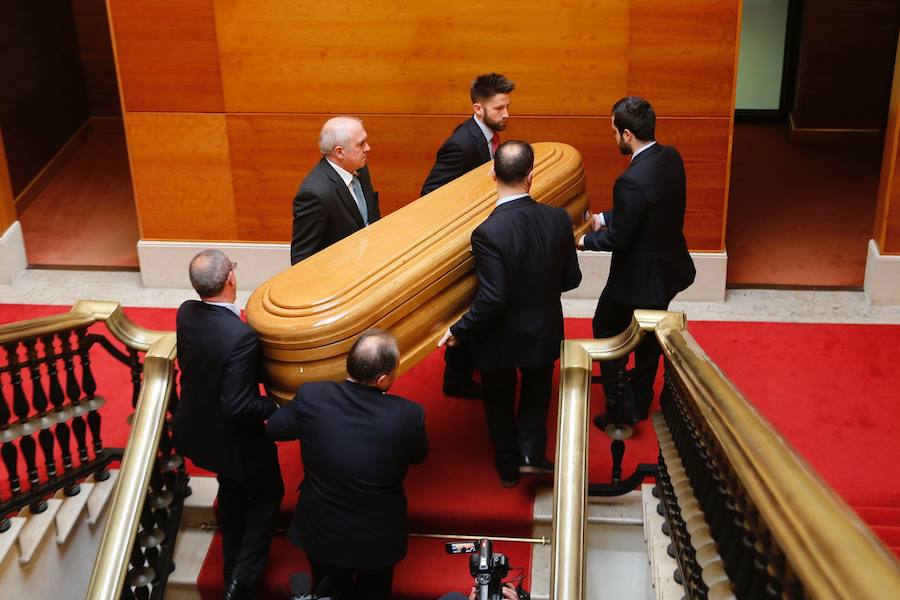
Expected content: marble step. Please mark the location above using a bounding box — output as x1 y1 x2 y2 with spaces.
54 483 94 545
16 499 63 564
0 518 27 566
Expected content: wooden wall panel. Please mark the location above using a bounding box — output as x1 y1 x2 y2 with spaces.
655 118 731 251
0 128 16 233
226 113 727 250
876 37 900 255
213 0 629 115
108 0 224 112
629 1 740 117
125 113 237 240
72 0 120 116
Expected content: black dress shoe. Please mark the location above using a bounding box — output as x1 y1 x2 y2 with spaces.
442 381 483 399
497 464 520 488
224 579 253 600
519 456 554 475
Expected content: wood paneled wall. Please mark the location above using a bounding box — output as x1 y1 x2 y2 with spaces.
0 1 89 196
0 129 16 233
109 0 741 251
875 36 900 255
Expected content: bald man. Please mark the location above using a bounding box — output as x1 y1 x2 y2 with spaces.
267 329 428 600
290 116 381 264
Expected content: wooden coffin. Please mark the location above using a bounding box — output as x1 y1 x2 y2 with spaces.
246 141 590 400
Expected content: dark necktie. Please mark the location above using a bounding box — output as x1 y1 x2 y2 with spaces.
350 175 368 225
491 132 500 157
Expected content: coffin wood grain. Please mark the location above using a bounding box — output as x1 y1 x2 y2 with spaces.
246 142 589 399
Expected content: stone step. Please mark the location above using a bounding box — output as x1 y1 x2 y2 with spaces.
167 527 215 600
532 486 644 525
86 470 118 525
641 484 684 600
16 499 63 564
181 476 217 528
0 518 27 566
54 483 94 545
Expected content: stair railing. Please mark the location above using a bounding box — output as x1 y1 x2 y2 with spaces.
0 300 185 599
553 310 900 599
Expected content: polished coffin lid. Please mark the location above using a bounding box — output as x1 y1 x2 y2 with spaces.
246 142 590 400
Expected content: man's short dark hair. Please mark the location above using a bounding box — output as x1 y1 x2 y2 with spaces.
612 96 656 141
470 73 515 103
494 141 534 185
188 249 233 299
346 329 400 383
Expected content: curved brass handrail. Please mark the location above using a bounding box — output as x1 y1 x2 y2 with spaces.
85 332 176 599
553 311 900 600
553 311 683 600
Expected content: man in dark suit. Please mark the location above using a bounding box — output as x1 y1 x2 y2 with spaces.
267 329 427 600
172 249 284 600
439 141 582 487
577 96 696 428
422 73 516 400
291 116 380 264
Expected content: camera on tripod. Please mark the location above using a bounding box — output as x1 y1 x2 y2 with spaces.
446 538 529 600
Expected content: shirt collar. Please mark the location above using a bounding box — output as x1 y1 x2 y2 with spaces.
496 192 528 207
203 300 241 318
473 115 495 144
325 158 355 186
631 140 657 162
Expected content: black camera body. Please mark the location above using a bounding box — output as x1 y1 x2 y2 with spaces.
446 538 530 600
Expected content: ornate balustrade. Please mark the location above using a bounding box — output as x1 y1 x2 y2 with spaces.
0 301 186 599
554 312 900 600
247 141 590 400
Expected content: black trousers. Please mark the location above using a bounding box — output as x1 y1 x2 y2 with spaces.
443 341 477 388
216 462 284 587
309 556 394 600
480 365 554 476
592 295 668 420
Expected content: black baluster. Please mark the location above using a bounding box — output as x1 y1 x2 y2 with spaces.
4 342 46 513
43 334 79 496
87 410 109 481
60 333 89 466
75 328 97 398
25 339 58 483
126 540 152 600
0 378 12 532
128 349 141 410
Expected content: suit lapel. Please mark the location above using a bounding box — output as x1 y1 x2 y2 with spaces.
320 158 364 228
466 118 491 163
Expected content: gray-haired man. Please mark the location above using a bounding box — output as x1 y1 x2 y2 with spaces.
290 116 381 264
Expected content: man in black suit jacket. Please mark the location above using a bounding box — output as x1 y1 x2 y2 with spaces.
422 73 516 400
291 116 380 264
172 249 284 600
578 96 696 427
439 141 582 487
267 329 427 600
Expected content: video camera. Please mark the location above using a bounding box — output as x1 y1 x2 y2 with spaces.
446 538 529 600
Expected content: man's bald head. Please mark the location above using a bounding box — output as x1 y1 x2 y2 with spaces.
346 328 399 385
493 140 534 185
188 249 235 299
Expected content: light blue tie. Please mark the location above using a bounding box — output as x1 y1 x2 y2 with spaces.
350 175 368 225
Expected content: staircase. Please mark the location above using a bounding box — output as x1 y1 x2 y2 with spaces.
0 471 117 599
165 479 697 600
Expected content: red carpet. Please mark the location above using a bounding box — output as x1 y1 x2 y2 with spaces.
3 304 899 596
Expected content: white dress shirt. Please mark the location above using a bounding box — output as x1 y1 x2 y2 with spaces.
473 116 497 158
204 300 240 318
325 158 365 208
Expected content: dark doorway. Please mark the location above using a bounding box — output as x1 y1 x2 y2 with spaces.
726 1 898 288
1 0 138 269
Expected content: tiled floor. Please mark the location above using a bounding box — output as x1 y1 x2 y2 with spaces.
3 268 900 325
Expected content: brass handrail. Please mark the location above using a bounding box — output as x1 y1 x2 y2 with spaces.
552 310 900 599
85 332 176 599
552 311 682 600
657 325 900 599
